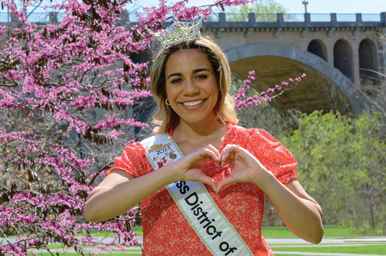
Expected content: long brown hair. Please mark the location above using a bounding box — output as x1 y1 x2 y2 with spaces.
150 36 238 134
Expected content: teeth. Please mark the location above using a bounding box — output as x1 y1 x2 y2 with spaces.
183 100 203 106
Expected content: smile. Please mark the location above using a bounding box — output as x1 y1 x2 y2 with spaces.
182 100 204 107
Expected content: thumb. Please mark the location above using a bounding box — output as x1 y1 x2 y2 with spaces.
199 175 218 192
215 176 236 193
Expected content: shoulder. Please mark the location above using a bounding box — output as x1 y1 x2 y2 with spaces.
228 124 278 145
123 141 146 155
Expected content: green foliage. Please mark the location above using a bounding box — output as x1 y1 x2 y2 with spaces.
229 0 287 14
227 0 295 22
279 110 386 235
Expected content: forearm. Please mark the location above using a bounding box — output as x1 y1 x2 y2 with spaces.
256 172 324 244
84 166 179 222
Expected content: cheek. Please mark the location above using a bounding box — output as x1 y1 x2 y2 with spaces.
165 84 173 99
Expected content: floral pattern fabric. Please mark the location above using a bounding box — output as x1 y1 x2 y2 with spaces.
107 123 298 255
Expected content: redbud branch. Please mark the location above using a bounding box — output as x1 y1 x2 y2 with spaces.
25 0 42 20
0 228 11 243
88 162 113 186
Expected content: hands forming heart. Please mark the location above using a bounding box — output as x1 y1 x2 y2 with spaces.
171 144 271 193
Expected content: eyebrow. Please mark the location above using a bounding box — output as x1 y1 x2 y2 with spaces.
167 68 210 80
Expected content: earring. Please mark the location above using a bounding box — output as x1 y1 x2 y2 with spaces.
165 99 170 106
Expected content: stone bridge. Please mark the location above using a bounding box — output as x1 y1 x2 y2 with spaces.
200 12 386 114
2 11 386 114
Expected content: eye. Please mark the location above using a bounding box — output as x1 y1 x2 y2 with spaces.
195 74 208 80
171 78 182 84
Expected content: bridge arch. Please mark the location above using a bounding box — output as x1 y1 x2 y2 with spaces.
359 39 378 83
307 39 327 61
334 39 353 82
224 43 370 115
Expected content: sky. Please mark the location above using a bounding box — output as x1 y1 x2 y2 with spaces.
140 0 386 14
1 0 385 16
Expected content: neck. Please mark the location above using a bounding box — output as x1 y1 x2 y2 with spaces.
174 114 224 150
179 114 220 135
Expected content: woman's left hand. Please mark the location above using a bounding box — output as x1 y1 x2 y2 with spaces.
215 144 271 192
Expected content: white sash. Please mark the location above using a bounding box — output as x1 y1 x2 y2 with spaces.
141 134 254 256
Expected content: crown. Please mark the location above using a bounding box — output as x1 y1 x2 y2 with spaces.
146 17 203 48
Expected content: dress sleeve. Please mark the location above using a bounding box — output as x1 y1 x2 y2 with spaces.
246 129 298 184
106 142 147 178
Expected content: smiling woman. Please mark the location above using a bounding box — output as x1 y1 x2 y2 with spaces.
164 49 220 128
83 19 324 256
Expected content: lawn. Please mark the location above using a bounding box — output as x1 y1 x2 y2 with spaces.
17 225 386 255
84 224 367 239
29 253 141 256
262 225 366 239
272 244 386 254
75 226 143 237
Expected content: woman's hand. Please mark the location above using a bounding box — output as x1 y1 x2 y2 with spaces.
216 144 271 192
216 145 324 243
169 144 220 191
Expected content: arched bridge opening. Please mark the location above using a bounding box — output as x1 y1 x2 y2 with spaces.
334 39 353 82
359 39 378 84
224 43 370 115
307 40 327 62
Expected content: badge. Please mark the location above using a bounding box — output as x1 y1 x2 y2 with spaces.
169 153 177 159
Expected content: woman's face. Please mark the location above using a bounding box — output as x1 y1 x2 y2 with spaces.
165 48 219 126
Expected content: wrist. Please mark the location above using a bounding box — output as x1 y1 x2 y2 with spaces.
252 169 276 191
162 163 182 184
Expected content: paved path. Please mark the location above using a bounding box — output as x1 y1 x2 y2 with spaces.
271 243 380 248
3 237 386 255
273 252 385 256
266 237 386 244
3 237 385 245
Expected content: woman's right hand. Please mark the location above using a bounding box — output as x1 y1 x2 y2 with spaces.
168 144 220 191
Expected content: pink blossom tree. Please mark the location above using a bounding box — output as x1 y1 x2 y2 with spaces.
0 0 305 254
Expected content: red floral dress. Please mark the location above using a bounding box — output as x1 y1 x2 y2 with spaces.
107 123 298 255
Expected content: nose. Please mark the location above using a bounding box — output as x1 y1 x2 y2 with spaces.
183 79 199 96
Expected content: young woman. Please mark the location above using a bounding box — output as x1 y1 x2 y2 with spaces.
83 33 324 255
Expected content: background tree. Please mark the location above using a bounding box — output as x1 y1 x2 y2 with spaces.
279 110 386 234
0 0 256 255
225 0 294 22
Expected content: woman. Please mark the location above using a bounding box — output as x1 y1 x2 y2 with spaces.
83 24 324 255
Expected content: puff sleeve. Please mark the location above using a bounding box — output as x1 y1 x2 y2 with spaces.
245 129 298 184
106 142 147 178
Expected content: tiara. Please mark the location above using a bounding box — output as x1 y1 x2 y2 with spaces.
146 17 203 48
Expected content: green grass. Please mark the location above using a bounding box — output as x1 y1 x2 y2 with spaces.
13 226 386 256
46 244 141 250
75 225 361 239
73 226 143 238
262 225 366 239
29 243 386 256
272 244 386 254
29 253 141 256
270 242 377 246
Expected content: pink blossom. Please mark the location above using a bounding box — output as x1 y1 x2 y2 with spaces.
0 0 290 254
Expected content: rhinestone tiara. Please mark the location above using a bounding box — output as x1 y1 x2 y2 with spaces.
146 17 203 48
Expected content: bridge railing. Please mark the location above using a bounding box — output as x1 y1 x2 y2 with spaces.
215 12 383 23
0 11 384 24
